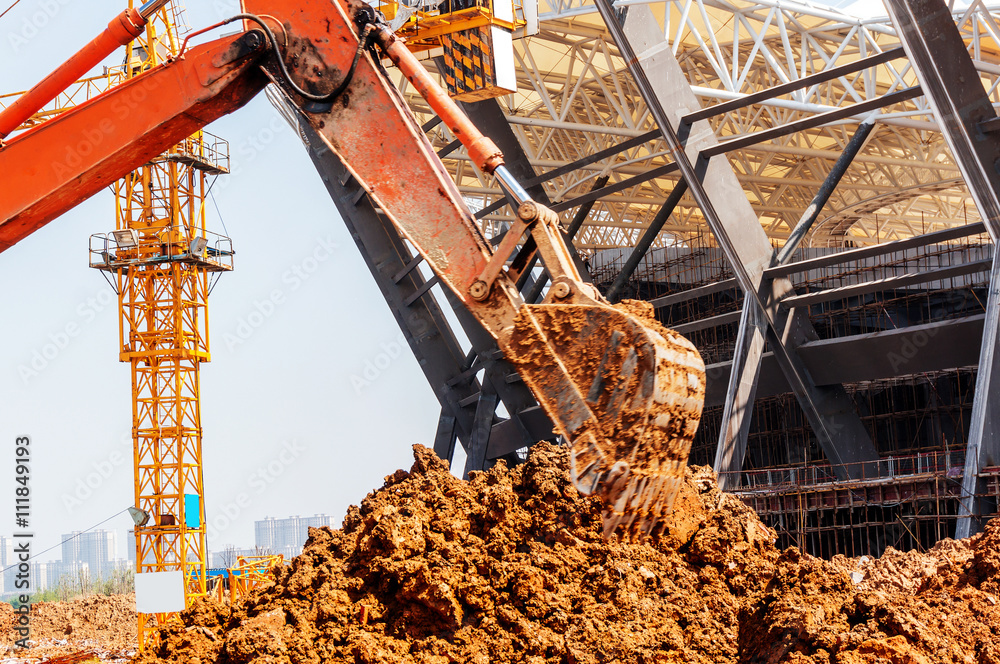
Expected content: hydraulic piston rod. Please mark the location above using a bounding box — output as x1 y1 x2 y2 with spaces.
0 0 168 140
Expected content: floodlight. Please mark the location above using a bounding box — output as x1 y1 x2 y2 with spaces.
111 229 140 249
129 506 150 527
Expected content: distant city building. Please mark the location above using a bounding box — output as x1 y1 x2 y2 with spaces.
26 561 75 593
47 560 89 589
61 529 119 579
0 537 65 595
255 515 336 558
0 536 16 594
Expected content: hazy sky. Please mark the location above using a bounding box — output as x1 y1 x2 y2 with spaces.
0 0 456 563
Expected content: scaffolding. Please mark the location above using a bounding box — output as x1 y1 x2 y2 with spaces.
589 233 996 558
722 455 999 558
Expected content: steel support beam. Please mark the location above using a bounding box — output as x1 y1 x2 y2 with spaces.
596 0 880 479
961 255 1000 533
776 117 878 263
682 47 906 125
704 314 986 406
781 258 991 308
601 214 985 302
605 180 689 302
716 117 885 487
442 289 548 459
476 161 676 220
702 87 920 158
433 414 458 464
550 164 678 213
880 0 1000 538
464 390 498 479
297 117 479 452
714 300 767 488
766 222 987 279
293 97 550 470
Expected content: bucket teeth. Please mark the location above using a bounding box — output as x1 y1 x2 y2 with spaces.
600 473 685 540
506 301 705 542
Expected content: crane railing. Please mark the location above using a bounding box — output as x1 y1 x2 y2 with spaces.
89 227 234 273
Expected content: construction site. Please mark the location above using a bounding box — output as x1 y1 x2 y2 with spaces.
2 0 1000 660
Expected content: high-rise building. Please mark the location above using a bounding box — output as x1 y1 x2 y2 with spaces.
47 560 89 590
0 538 71 595
0 536 16 594
61 530 118 579
254 515 336 558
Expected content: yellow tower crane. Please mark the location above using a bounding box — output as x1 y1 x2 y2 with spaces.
0 0 224 648
86 1 232 648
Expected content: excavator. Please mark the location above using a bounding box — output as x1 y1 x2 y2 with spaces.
0 0 706 538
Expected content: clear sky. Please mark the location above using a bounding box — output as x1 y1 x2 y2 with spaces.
0 0 449 563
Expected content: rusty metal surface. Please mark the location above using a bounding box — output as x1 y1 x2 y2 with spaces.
0 32 267 253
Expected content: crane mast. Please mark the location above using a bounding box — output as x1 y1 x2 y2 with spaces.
89 1 231 647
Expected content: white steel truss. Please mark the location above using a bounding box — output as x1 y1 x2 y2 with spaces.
398 0 1000 251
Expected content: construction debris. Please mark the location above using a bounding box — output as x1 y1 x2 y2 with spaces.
130 442 1000 663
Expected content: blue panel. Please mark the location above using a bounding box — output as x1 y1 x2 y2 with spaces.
184 494 201 528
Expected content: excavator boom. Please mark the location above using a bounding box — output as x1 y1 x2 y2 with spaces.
0 0 705 538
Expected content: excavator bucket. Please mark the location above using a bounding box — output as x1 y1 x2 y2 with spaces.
506 300 705 539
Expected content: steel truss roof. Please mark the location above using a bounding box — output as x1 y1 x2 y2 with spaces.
396 0 1000 251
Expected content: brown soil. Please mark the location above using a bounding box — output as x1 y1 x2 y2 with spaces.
0 592 136 661
131 442 1000 663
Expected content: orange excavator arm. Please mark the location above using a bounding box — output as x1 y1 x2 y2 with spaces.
0 0 705 539
0 28 268 252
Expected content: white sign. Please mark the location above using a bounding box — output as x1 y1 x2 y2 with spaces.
135 570 185 613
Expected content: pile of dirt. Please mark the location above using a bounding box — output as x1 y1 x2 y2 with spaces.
0 592 136 661
136 443 1000 663
29 593 137 646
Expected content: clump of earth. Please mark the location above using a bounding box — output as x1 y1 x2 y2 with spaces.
134 442 1000 663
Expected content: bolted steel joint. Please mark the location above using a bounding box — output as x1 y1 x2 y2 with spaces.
469 280 490 301
551 282 572 299
517 200 539 222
